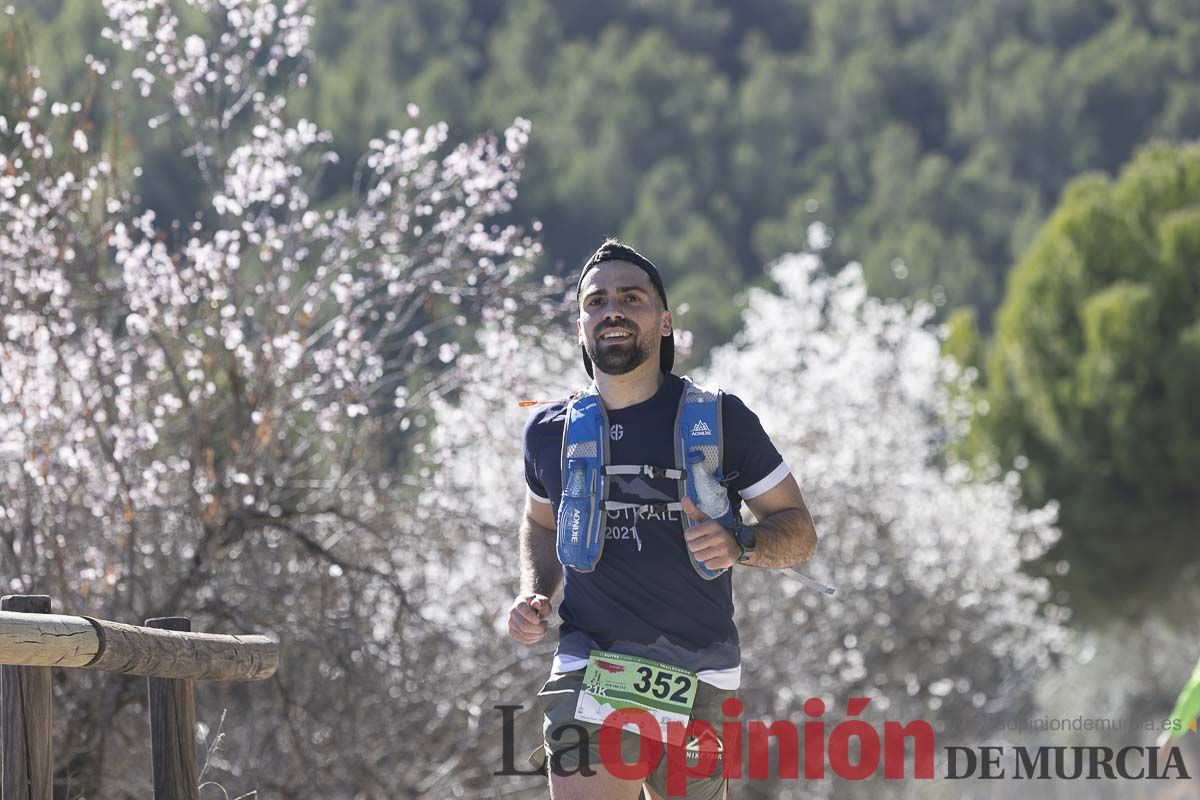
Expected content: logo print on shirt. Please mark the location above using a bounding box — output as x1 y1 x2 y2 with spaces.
610 423 624 441
690 419 713 437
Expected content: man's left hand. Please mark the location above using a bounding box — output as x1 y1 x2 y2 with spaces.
681 495 742 570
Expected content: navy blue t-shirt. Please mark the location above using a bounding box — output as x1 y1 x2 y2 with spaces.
523 372 788 684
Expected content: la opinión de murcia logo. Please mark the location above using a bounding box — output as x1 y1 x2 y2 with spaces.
495 698 1191 797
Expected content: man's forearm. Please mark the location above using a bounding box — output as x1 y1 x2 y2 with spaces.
742 507 817 569
519 516 563 597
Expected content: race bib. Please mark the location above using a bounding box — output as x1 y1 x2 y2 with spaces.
574 651 698 740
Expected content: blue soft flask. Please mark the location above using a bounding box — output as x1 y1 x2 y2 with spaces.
685 448 734 579
556 397 606 572
557 455 601 570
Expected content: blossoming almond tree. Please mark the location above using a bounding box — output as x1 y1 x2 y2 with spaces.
1 0 556 794
699 254 1072 798
413 322 583 795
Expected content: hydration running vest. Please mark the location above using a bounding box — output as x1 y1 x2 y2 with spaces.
555 375 736 580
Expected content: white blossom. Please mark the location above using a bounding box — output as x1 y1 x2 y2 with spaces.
1 3 549 793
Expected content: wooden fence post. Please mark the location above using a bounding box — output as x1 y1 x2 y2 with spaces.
144 617 200 800
1 594 54 800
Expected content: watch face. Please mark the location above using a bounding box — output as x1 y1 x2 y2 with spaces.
734 523 755 563
737 523 756 550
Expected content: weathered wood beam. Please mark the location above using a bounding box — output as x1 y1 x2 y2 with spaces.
0 610 278 681
146 617 201 800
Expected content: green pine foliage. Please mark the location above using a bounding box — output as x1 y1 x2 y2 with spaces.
978 142 1200 619
22 0 1200 362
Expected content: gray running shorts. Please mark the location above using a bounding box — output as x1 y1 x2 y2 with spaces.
531 669 736 799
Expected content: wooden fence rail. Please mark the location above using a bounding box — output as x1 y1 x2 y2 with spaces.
0 594 279 800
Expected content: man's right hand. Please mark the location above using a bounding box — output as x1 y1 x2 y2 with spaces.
508 593 552 644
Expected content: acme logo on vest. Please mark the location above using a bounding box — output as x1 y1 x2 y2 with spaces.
690 419 714 437
570 508 582 542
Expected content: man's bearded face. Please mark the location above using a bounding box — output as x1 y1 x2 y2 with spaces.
578 261 667 376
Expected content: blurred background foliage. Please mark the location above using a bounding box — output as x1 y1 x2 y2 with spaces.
25 0 1200 351
12 0 1200 676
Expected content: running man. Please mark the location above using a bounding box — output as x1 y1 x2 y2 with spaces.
510 239 818 799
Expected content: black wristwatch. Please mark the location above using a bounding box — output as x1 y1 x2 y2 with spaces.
732 521 756 564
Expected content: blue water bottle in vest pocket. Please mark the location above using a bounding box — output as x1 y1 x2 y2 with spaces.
556 397 607 571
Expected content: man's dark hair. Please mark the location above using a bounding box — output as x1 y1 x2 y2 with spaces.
577 237 669 312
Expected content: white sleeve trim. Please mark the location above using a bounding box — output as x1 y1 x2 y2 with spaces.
528 487 552 504
739 460 790 500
